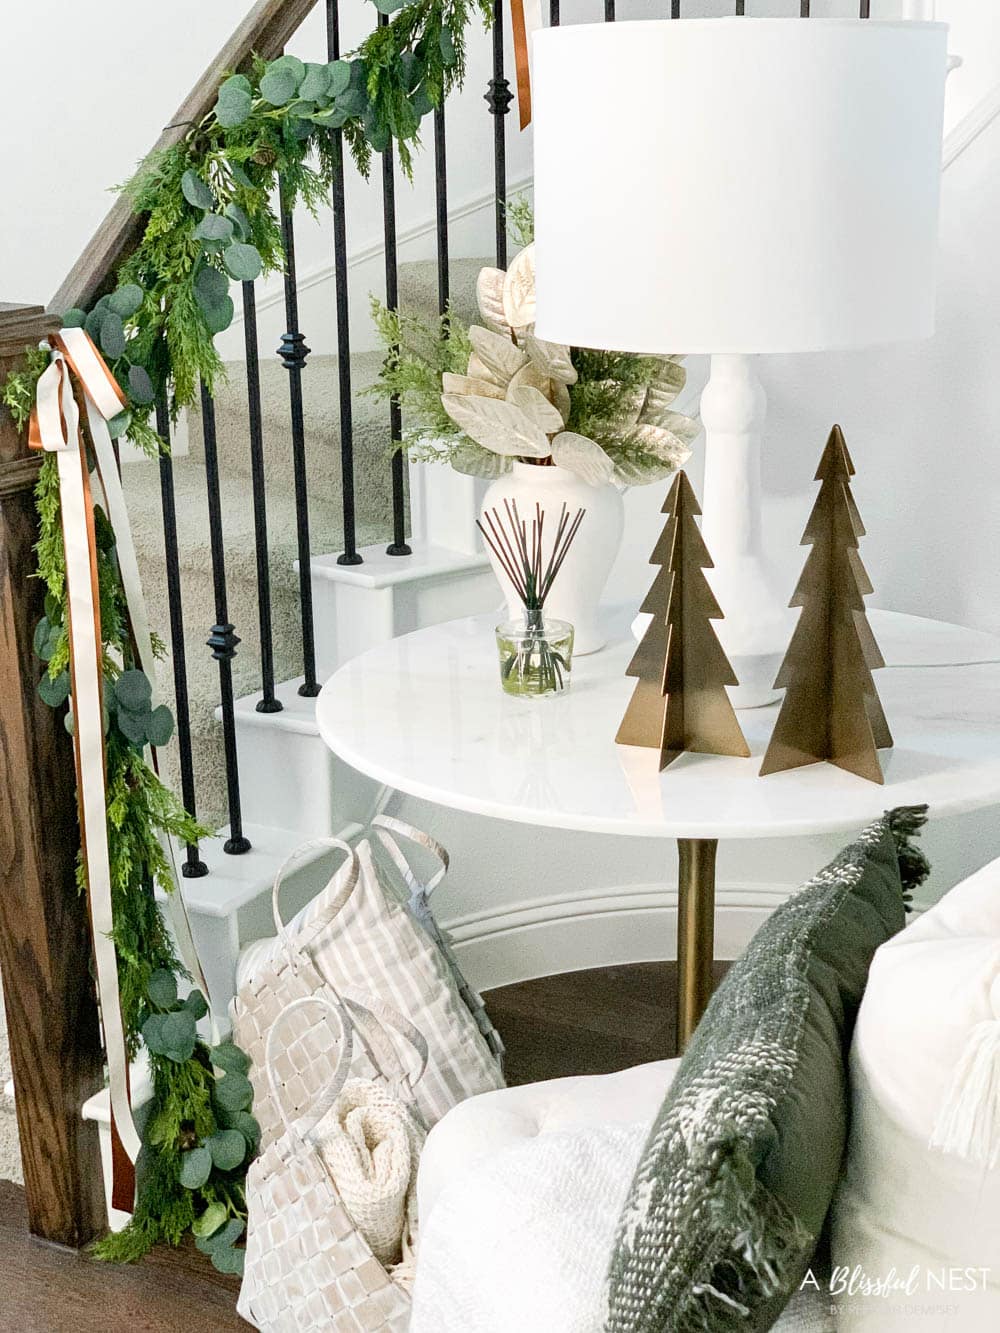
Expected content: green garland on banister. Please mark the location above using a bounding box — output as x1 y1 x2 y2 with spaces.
0 1 491 1269
0 384 258 1270
61 0 491 419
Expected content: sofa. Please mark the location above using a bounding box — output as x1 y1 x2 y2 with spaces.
411 1060 833 1332
408 838 1000 1332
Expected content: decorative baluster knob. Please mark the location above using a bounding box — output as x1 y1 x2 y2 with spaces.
278 331 311 371
485 77 513 117
207 623 241 663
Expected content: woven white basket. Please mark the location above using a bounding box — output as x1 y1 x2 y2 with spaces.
231 819 504 1153
238 992 426 1331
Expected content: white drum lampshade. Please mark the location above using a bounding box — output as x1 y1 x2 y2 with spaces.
532 18 949 706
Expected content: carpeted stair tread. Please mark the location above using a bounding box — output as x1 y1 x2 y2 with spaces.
187 256 486 490
121 452 388 575
396 256 482 327
186 349 393 498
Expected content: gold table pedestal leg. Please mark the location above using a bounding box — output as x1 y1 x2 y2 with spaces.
676 838 718 1052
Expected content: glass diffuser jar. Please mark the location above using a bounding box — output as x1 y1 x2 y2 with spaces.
496 612 574 698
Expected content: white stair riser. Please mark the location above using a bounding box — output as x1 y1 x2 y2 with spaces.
408 459 486 556
312 566 499 678
233 715 341 837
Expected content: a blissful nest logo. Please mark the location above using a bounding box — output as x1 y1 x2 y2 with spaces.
802 1265 993 1316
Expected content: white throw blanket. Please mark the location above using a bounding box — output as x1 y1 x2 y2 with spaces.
314 1078 424 1268
411 1122 646 1332
410 1120 836 1333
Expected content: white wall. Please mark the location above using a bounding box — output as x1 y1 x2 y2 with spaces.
0 1 250 305
4 2 964 332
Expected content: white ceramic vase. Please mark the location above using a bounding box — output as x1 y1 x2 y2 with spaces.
481 461 624 655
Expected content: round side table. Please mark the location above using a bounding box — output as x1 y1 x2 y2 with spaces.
317 606 1000 1047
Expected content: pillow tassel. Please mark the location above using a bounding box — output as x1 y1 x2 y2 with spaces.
887 805 931 906
929 1019 1000 1168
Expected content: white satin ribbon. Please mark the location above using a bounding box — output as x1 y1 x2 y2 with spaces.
33 342 142 1166
65 330 219 1041
32 329 223 1170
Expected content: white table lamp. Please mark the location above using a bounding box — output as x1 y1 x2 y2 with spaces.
533 17 948 706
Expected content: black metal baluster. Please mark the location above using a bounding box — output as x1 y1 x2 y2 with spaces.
605 0 616 20
326 0 362 566
434 106 450 317
801 1 810 15
671 0 681 17
550 0 560 26
199 382 251 855
278 197 321 698
486 0 513 269
155 400 208 878
380 17 411 557
242 281 281 713
860 0 871 16
736 1 745 14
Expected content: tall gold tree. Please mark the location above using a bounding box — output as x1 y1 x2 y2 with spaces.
760 425 892 783
617 471 749 770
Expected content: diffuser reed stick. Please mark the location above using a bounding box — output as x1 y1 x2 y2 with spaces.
478 500 585 621
477 500 585 693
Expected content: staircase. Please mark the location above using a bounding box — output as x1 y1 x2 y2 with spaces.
121 256 497 1009
124 257 483 823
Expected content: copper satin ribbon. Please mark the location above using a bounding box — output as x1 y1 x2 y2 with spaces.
510 0 543 130
29 334 140 1207
29 329 219 1213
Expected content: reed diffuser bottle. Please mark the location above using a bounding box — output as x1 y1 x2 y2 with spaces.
477 500 584 698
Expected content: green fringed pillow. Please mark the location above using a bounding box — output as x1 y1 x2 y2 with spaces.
606 807 930 1333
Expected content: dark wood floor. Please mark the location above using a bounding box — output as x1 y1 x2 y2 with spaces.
0 962 726 1331
490 959 728 1086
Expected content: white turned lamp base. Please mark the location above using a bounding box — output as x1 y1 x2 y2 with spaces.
699 354 794 710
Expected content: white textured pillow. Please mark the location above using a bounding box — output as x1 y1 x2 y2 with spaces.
831 857 1000 1332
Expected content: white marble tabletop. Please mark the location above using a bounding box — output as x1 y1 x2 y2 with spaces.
316 607 1000 841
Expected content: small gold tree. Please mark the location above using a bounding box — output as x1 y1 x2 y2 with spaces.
617 471 750 770
760 425 892 783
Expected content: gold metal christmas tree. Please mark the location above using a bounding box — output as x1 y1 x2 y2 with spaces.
617 471 750 770
760 425 892 784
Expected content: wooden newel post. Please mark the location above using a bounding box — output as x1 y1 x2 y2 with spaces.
0 304 104 1245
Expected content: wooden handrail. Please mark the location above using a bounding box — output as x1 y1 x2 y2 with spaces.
0 304 106 1245
50 0 319 314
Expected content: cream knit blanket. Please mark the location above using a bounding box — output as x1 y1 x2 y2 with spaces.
315 1078 424 1268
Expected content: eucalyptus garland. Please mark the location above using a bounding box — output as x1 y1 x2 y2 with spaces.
60 0 490 429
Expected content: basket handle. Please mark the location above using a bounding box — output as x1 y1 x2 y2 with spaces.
371 815 449 898
264 989 430 1144
341 990 430 1099
264 992 355 1143
271 836 359 944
